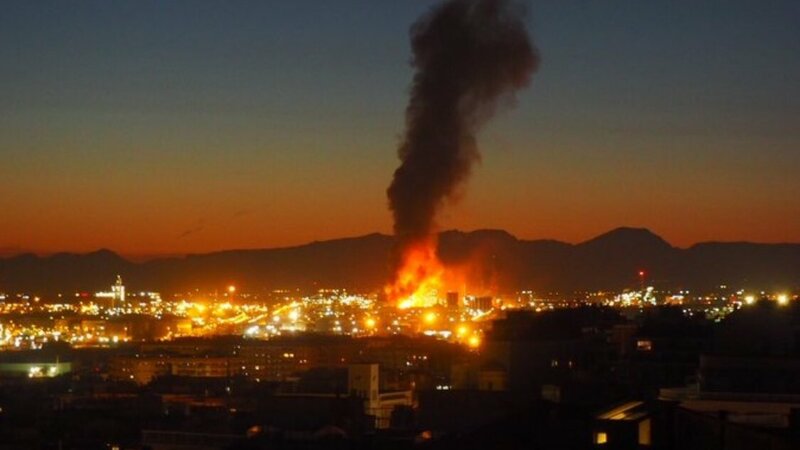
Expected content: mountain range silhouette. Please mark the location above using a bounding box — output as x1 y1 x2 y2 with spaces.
1 227 798 295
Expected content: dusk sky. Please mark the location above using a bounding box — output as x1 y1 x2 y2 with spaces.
1 0 799 258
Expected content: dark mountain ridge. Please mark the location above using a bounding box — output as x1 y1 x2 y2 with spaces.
1 228 798 295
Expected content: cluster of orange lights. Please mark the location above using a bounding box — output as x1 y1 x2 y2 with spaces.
419 311 482 349
456 322 481 348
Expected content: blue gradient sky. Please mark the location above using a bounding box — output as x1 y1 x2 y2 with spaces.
1 0 798 256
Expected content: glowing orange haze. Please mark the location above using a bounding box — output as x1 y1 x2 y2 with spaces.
385 239 467 309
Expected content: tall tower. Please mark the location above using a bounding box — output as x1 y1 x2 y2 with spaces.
112 275 125 307
446 291 460 309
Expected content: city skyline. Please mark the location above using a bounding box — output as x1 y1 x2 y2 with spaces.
2 0 799 256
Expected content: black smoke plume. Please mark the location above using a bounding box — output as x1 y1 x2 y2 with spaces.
387 0 539 256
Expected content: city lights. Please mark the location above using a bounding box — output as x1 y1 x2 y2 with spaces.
1 275 797 354
423 311 437 325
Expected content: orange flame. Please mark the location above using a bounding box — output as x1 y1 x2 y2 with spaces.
385 237 493 310
386 240 445 309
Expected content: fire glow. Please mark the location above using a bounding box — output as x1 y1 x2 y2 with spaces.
386 240 445 309
385 239 472 310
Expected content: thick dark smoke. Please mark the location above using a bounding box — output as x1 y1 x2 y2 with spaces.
387 0 539 254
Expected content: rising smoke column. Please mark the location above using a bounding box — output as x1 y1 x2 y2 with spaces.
386 0 539 301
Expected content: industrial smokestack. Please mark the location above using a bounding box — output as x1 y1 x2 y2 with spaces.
387 0 539 278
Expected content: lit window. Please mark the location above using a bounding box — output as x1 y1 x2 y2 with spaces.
636 340 653 351
638 419 651 445
595 432 608 445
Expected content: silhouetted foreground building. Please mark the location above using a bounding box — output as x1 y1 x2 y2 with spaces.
659 301 800 450
4 304 800 449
